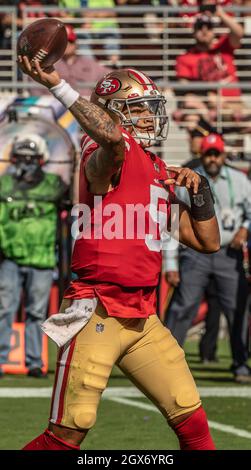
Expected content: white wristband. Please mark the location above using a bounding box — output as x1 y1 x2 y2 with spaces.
50 79 79 109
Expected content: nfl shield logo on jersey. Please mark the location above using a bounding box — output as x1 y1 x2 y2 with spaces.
96 323 105 333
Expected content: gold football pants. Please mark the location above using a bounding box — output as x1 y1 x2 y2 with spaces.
50 300 201 430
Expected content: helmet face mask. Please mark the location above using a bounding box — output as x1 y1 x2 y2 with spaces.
91 69 169 145
107 95 169 144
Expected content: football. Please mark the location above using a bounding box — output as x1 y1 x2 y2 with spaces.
17 18 68 69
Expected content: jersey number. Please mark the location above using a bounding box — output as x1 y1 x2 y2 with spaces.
145 185 170 252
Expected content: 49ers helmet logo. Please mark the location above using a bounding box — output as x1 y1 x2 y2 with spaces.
96 78 121 96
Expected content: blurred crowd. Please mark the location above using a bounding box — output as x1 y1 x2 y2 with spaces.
2 0 251 159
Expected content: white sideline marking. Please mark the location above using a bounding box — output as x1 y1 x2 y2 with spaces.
198 387 251 398
104 386 251 399
207 421 251 440
1 386 251 439
1 386 251 399
107 397 251 440
0 387 52 398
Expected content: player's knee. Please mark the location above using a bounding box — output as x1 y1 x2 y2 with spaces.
174 387 201 410
67 355 114 431
170 404 203 429
72 406 97 429
166 386 201 424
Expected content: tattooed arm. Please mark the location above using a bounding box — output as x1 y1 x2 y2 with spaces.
17 57 125 193
69 97 125 193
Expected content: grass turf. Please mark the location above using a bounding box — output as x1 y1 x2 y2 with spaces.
0 338 250 450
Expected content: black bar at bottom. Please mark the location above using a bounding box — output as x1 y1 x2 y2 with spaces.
0 450 250 467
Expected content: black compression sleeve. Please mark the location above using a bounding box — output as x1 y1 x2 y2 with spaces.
189 175 215 221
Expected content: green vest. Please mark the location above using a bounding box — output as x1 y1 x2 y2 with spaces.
59 0 82 7
88 0 118 31
0 172 65 269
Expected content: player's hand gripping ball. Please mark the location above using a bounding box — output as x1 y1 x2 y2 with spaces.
17 18 68 70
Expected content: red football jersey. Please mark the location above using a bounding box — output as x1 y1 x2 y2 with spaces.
71 129 173 286
65 129 174 318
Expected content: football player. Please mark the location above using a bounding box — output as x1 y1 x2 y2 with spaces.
18 55 220 450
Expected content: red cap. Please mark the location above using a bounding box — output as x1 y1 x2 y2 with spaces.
200 133 225 154
65 25 77 43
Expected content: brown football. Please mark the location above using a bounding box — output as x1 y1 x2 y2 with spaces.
17 18 68 69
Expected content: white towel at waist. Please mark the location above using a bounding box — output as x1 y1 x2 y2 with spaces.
41 298 98 347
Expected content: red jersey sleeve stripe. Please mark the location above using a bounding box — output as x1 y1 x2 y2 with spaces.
124 141 130 151
82 139 97 156
80 134 89 148
122 132 130 141
81 134 93 149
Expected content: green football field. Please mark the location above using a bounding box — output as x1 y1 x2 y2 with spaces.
0 338 251 450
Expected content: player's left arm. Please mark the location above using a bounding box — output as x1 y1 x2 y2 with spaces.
177 199 220 253
165 167 220 253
